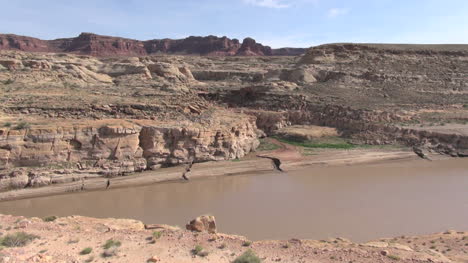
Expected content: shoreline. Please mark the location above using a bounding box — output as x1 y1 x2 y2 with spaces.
0 213 465 262
1 148 423 202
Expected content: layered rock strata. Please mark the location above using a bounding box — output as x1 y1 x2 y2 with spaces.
0 33 306 57
0 117 260 192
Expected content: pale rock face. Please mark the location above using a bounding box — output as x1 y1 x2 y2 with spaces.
147 62 194 83
280 67 317 84
0 170 29 190
0 51 197 90
0 116 260 191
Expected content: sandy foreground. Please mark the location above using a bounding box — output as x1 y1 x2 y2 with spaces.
0 214 466 263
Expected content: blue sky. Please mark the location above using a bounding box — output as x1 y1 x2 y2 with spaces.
1 0 467 48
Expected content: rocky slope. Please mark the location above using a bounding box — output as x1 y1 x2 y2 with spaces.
0 33 305 57
0 50 261 192
0 214 466 263
193 43 468 156
1 42 468 195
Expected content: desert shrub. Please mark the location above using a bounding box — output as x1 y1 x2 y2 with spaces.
0 232 39 247
242 240 252 247
80 247 92 255
103 239 121 249
387 254 400 260
198 250 209 257
4 79 14 85
233 249 261 263
2 122 11 128
13 121 31 130
192 244 204 255
101 247 118 258
152 231 162 240
43 216 57 222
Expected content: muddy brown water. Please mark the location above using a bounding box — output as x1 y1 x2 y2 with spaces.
1 158 467 242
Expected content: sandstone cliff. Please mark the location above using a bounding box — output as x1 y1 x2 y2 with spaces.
0 33 306 57
0 116 259 191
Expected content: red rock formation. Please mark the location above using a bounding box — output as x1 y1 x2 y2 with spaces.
236 37 272 56
0 34 50 52
0 33 306 56
145 36 241 55
52 33 147 57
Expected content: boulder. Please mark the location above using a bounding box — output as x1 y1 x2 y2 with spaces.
280 67 317 84
0 170 29 191
186 215 217 233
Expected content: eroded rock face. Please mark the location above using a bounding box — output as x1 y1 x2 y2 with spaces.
0 33 306 57
298 43 468 94
0 51 197 92
186 215 217 233
236 38 273 56
0 116 260 191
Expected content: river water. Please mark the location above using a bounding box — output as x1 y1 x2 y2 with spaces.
1 158 467 242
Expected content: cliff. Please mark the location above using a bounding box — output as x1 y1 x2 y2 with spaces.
0 33 306 57
0 117 260 191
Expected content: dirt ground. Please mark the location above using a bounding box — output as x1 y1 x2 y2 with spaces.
0 214 466 263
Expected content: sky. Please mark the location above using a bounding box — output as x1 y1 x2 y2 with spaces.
0 0 467 48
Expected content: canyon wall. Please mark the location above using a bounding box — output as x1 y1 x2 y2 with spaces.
0 117 259 192
0 33 306 57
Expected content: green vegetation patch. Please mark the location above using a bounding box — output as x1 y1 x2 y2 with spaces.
152 231 162 240
80 247 93 255
233 249 261 263
0 232 39 247
387 254 401 261
103 239 121 249
242 240 252 247
13 121 31 130
257 139 281 151
43 216 58 222
192 244 204 255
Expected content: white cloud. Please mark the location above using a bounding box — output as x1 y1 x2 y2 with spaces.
243 0 290 8
327 8 349 18
242 0 319 9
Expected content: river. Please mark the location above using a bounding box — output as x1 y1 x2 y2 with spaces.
0 158 467 242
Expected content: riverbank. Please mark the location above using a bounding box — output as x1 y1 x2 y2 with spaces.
0 145 419 201
0 214 466 263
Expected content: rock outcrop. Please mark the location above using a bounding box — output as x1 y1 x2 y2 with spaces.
0 116 260 191
0 33 306 57
236 37 272 56
186 215 217 233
